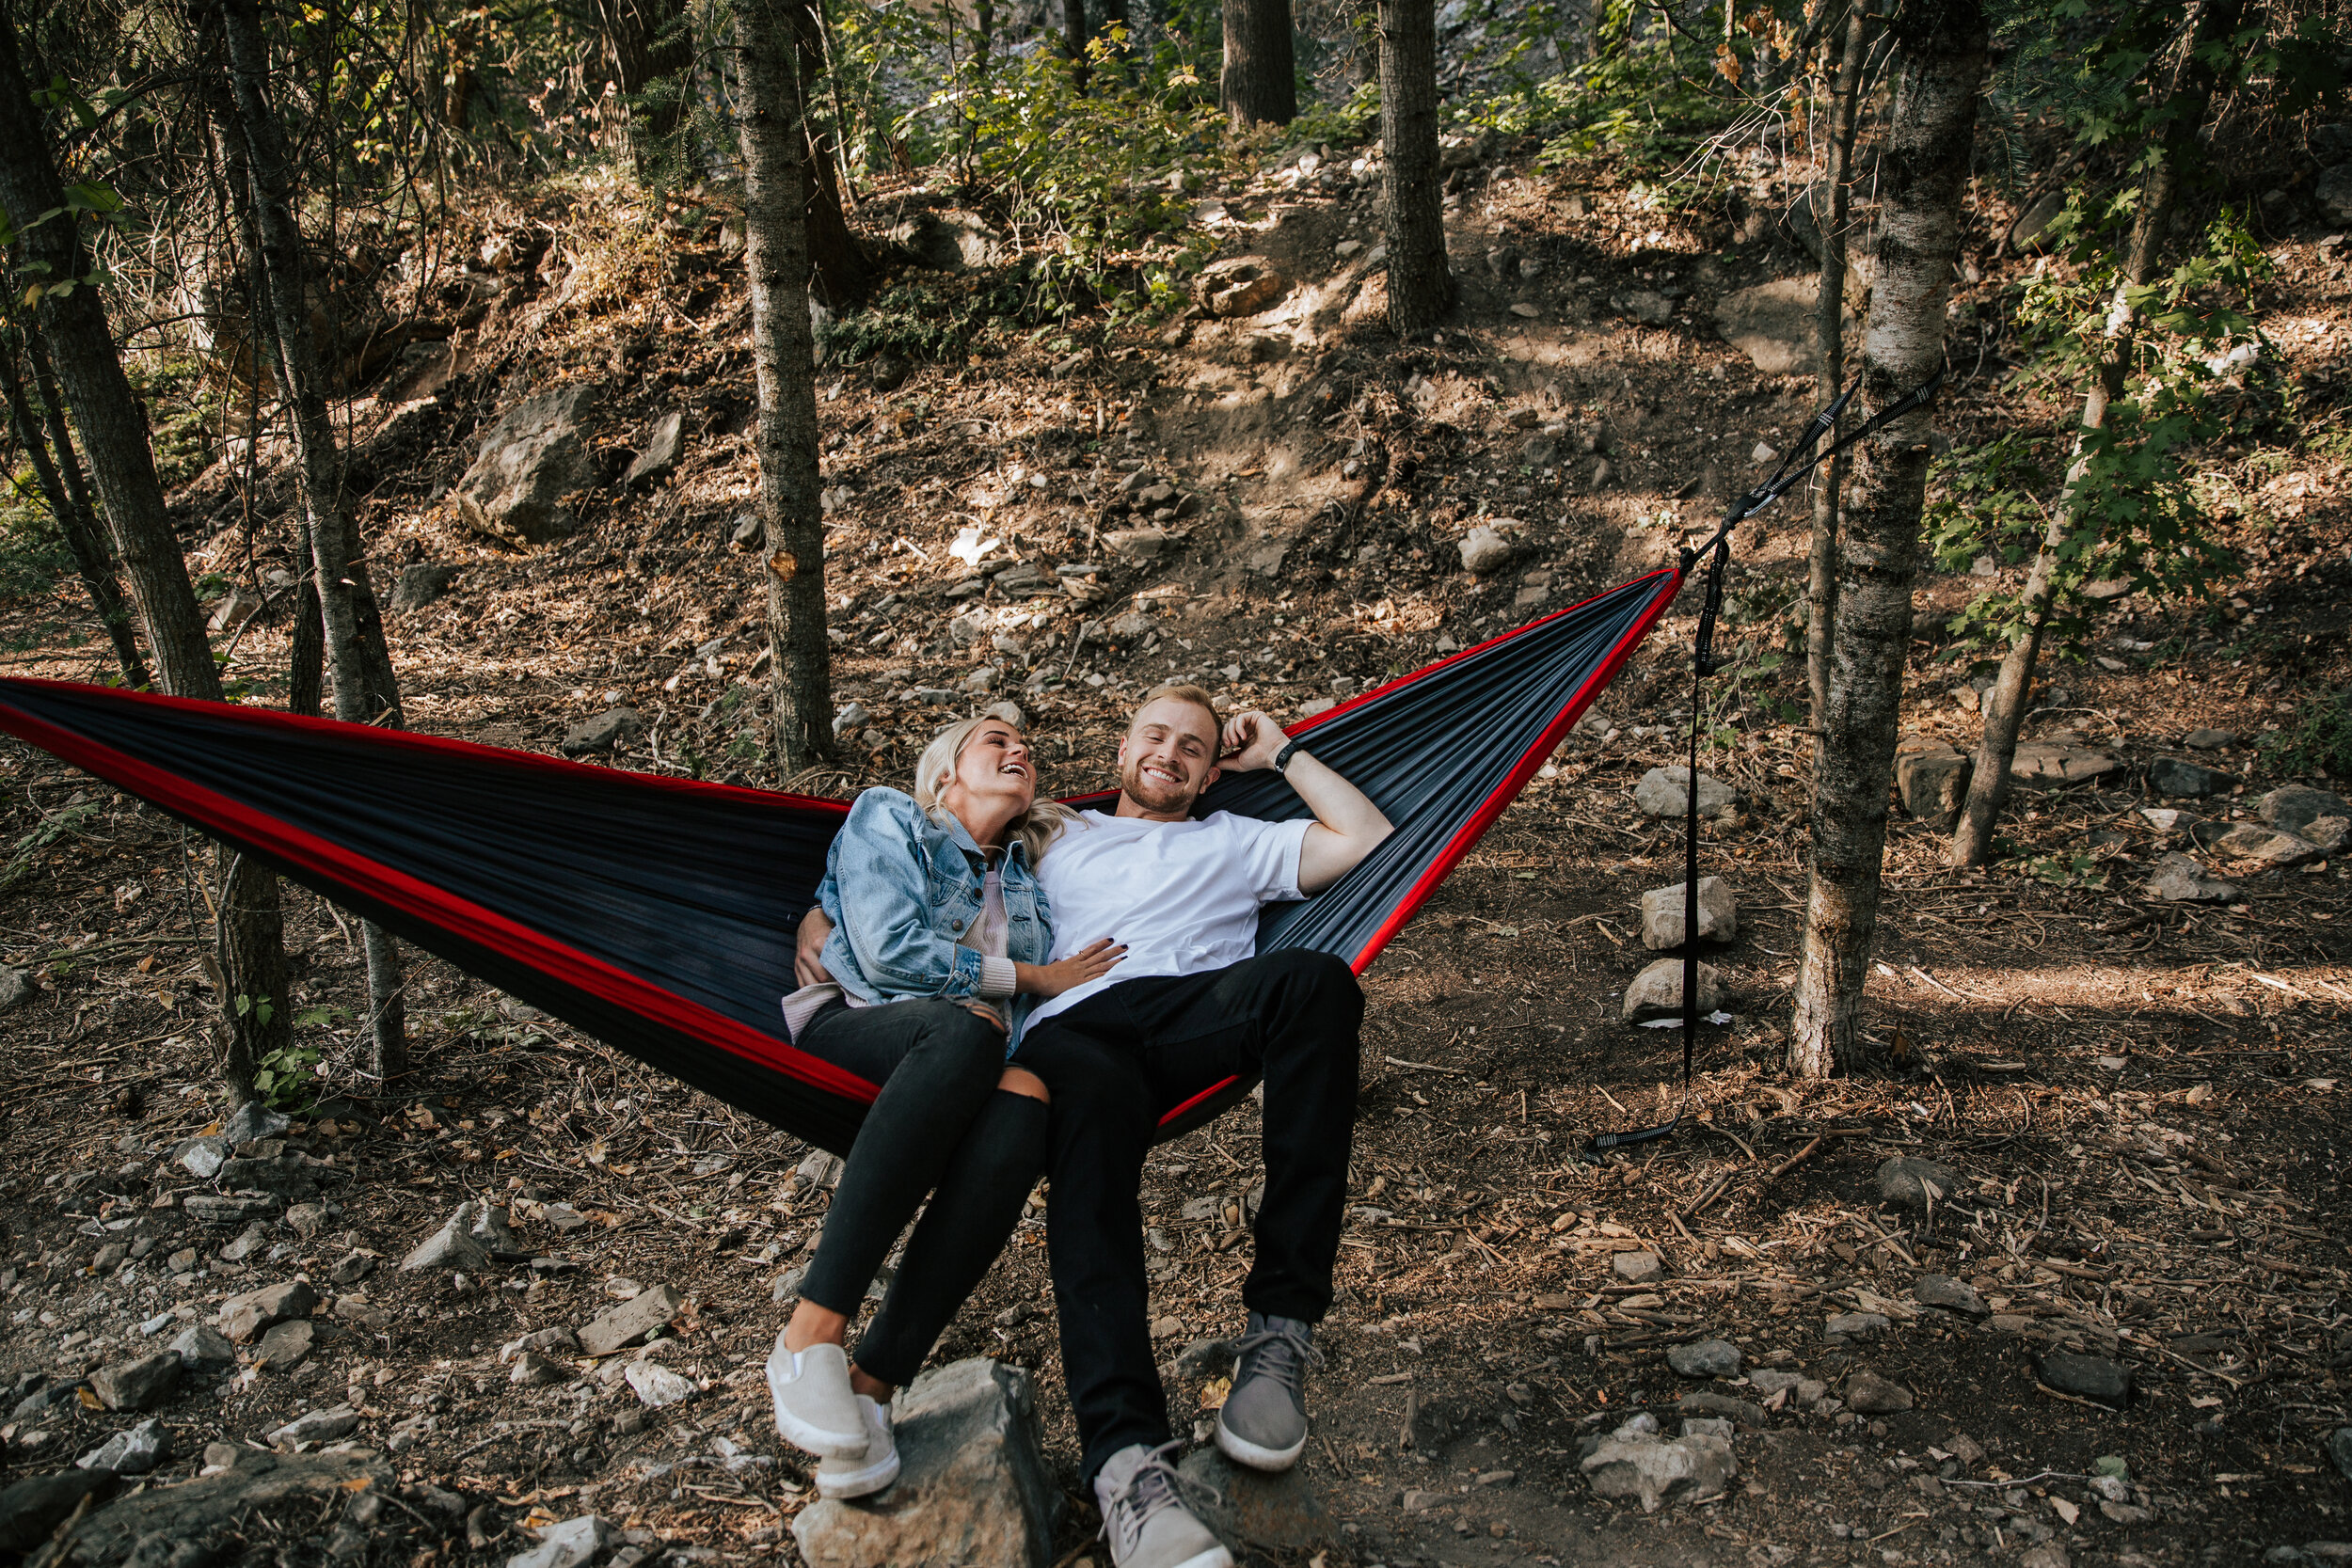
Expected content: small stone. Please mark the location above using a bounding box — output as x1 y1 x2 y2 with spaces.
511 1352 569 1387
503 1326 581 1362
1640 877 1737 948
2147 852 2239 904
269 1405 360 1447
221 1101 291 1146
1613 1251 1663 1283
328 1251 375 1286
219 1279 318 1342
560 706 645 758
579 1284 684 1357
1824 1312 1890 1338
625 1361 695 1407
1621 958 1724 1023
1845 1370 1914 1414
284 1202 328 1238
2148 755 2229 798
75 1418 168 1477
1895 736 1972 825
2037 1352 2132 1406
796 1150 846 1190
1458 526 1514 575
2010 738 2123 790
2184 727 2236 751
1192 257 1288 317
2327 1426 2352 1481
402 1202 492 1273
1633 766 1734 819
2261 784 2349 838
541 1202 590 1233
621 409 687 487
257 1319 316 1370
2305 816 2352 853
2211 823 2324 869
1666 1339 1742 1379
87 1354 182 1413
1911 1275 1988 1317
506 1515 616 1568
1877 1156 1959 1210
176 1136 229 1180
169 1323 236 1368
1680 1418 1733 1439
2019 1545 2071 1568
1581 1418 1738 1512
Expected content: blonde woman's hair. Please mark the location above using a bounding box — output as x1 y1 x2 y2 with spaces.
913 714 1073 863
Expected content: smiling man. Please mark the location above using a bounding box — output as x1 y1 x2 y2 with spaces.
1012 684 1391 1568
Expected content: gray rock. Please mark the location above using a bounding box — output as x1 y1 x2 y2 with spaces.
792 1359 1059 1568
176 1136 230 1180
2318 164 2352 227
1193 257 1287 317
1912 1275 1988 1317
624 1361 693 1407
1634 766 1734 819
0 964 36 1014
1677 1390 1771 1427
578 1284 684 1357
2305 816 2352 853
1581 1417 1738 1512
1845 1370 1914 1414
1613 1251 1663 1284
328 1250 374 1286
2037 1352 2131 1406
1178 1448 1335 1553
256 1319 315 1370
387 562 461 614
1824 1312 1890 1338
886 208 1006 271
2010 737 2123 789
456 383 599 545
220 1101 292 1147
2148 755 2229 798
470 1203 518 1251
268 1406 359 1447
183 1192 283 1227
542 1201 590 1232
0 1470 118 1555
508 1515 615 1568
2184 727 2236 751
1895 736 1972 825
559 706 645 759
219 1280 318 1343
1714 277 1853 374
51 1449 389 1566
170 1324 236 1368
511 1352 569 1387
76 1418 169 1476
2010 190 2069 252
1640 877 1737 949
1621 958 1724 1023
2328 1425 2352 1481
796 1149 846 1190
283 1202 328 1238
1877 1156 1960 1210
2261 785 2349 838
2211 823 2324 869
1615 290 1674 325
1458 525 1514 575
88 1354 182 1413
401 1202 493 1272
2148 852 2239 904
1667 1339 1742 1379
621 410 686 487
730 513 763 548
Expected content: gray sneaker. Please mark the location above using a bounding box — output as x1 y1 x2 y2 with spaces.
1214 1312 1320 1471
1094 1442 1232 1568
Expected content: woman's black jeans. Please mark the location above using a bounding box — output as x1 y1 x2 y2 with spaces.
792 997 1047 1388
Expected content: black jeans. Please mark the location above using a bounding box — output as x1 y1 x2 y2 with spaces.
1011 948 1363 1481
793 998 1047 1388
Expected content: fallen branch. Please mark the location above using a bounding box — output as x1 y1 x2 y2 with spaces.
1764 1135 1825 1184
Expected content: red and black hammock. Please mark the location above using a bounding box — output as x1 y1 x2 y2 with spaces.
0 568 1679 1153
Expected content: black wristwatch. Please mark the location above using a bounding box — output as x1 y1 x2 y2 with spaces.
1274 737 1306 772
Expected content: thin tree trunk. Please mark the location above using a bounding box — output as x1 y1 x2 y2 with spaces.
1222 0 1295 125
1805 1 1867 734
2 342 150 687
1061 0 1089 85
1788 0 1985 1079
214 0 410 1080
1947 0 2247 868
0 13 287 1106
595 0 692 160
789 0 878 305
737 0 834 773
1379 0 1452 336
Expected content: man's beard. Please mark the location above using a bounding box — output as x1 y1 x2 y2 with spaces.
1120 755 1200 814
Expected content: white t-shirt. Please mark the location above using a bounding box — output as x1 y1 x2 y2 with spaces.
1028 809 1313 1027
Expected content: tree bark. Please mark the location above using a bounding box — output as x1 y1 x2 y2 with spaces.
1947 0 2246 868
2 341 149 687
1788 0 1984 1079
211 0 410 1081
594 0 693 157
736 0 834 774
788 0 878 305
1805 1 1867 735
1061 0 1090 86
1379 0 1453 336
0 13 287 1105
1222 0 1295 125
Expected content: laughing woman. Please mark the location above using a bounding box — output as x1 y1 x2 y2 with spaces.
766 714 1122 1498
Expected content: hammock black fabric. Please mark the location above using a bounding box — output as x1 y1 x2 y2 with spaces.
0 565 1679 1152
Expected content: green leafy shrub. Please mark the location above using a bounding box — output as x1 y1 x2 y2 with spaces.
2259 691 2352 780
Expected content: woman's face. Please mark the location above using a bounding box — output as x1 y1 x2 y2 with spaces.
942 721 1037 820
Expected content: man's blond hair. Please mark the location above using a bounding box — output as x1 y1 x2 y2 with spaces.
1133 682 1220 741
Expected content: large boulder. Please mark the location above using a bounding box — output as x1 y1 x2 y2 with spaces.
456 383 598 545
1640 878 1737 949
1714 277 1853 375
1193 258 1288 318
44 1448 389 1565
2259 784 2349 838
792 1359 1059 1568
2316 164 2352 228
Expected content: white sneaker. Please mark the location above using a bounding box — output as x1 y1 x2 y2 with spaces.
815 1396 899 1499
1094 1442 1232 1568
765 1336 866 1459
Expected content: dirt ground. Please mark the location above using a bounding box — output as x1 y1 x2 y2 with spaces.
3 135 2350 1568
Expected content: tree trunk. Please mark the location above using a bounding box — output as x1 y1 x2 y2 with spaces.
2 341 150 687
1061 0 1089 86
736 0 834 774
1804 1 1867 735
0 13 287 1106
1222 0 1295 125
211 0 410 1081
1378 0 1452 336
595 0 692 157
1788 0 1984 1079
1947 0 2247 868
788 0 878 305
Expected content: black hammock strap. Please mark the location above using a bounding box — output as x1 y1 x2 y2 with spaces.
0 567 1680 1155
1586 370 1946 1156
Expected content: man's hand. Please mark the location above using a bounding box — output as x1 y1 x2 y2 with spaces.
1219 709 1289 772
794 908 836 988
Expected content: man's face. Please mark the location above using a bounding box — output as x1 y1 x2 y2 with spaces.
1117 696 1221 815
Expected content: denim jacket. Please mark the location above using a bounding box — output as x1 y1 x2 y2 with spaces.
812 787 1054 1037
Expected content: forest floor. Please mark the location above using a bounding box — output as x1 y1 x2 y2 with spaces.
3 135 2351 1568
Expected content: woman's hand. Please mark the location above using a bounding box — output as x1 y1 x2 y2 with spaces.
795 909 837 988
1016 939 1127 999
